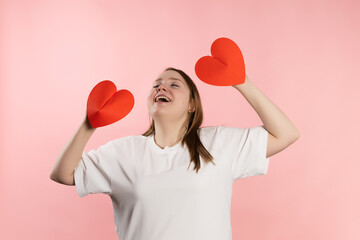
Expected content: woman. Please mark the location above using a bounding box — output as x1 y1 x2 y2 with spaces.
50 67 300 240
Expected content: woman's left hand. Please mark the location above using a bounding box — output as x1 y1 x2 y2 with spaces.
232 74 248 89
195 37 246 87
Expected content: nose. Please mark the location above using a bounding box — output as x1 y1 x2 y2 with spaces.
156 84 167 92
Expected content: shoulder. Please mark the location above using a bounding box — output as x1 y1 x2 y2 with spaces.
197 125 246 150
198 125 232 140
110 134 149 149
198 125 221 133
198 125 244 135
198 125 263 141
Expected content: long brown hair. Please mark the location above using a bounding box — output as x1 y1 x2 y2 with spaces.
142 67 214 173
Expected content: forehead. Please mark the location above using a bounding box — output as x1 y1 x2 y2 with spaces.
154 70 185 83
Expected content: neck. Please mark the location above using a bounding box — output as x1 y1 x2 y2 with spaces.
153 119 188 149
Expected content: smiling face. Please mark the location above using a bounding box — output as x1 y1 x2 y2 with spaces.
147 70 194 123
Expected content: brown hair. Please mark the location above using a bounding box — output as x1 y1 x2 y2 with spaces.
142 67 215 173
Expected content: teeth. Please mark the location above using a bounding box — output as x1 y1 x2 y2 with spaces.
155 96 171 102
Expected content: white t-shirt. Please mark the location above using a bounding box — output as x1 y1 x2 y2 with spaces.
74 125 270 240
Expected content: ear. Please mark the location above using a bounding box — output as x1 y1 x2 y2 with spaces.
188 98 195 112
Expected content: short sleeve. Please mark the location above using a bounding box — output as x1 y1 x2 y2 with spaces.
74 141 116 197
218 125 270 181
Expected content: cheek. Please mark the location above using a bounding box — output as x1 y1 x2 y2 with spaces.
178 96 190 108
147 91 155 101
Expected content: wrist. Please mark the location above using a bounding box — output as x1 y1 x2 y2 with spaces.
83 115 96 131
233 75 250 91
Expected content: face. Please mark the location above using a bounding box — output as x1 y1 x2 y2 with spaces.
147 70 194 122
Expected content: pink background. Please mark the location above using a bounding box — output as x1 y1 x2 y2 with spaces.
1 0 359 239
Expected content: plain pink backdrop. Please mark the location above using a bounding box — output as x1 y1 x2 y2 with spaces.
1 0 359 239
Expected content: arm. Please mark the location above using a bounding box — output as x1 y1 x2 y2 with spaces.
50 115 96 185
232 75 300 158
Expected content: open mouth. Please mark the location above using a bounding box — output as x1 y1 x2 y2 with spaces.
155 96 171 103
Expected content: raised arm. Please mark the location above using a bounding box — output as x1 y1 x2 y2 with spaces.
50 115 96 185
233 75 300 158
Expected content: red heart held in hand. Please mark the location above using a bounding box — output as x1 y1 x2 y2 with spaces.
87 80 134 128
195 37 246 86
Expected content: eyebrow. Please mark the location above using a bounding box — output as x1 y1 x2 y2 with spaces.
154 77 182 82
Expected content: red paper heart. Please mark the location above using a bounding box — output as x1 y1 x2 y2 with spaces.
195 37 246 86
87 80 134 128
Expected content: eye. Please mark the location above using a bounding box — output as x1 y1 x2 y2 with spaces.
171 84 179 87
152 85 159 88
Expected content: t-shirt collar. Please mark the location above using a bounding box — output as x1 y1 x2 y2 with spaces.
149 134 182 153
